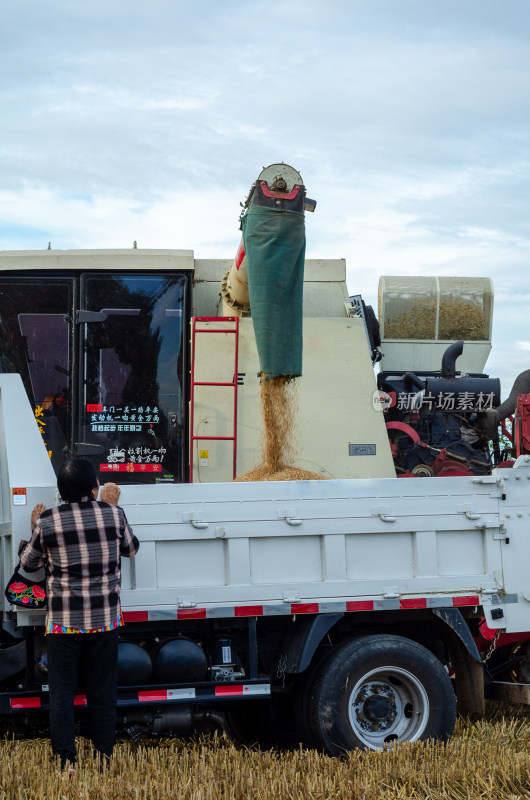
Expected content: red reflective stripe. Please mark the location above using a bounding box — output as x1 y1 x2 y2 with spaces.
292 603 319 614
138 690 167 702
453 595 480 607
400 598 427 609
235 239 246 270
177 608 207 619
259 181 301 200
346 600 374 612
123 611 148 623
74 695 87 706
235 605 263 617
10 697 41 709
122 596 482 623
215 685 244 696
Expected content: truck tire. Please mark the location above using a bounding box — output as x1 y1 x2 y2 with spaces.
293 647 337 749
308 634 456 754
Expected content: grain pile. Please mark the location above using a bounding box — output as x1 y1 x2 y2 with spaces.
235 465 326 482
438 297 488 340
1 704 529 800
384 298 487 341
234 375 326 482
384 299 437 339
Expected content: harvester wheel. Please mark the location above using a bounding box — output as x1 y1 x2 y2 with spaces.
308 635 456 754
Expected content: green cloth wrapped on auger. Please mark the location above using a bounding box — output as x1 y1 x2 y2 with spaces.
242 205 306 378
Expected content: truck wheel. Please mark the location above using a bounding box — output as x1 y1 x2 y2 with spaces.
293 648 336 749
309 635 456 754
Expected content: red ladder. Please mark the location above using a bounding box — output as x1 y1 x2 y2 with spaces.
189 316 239 482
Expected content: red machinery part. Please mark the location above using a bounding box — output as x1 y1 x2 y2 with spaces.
259 181 301 200
385 421 424 446
386 422 428 477
429 449 473 477
500 416 514 444
385 424 474 477
433 462 473 477
234 238 246 271
515 394 530 456
478 618 530 650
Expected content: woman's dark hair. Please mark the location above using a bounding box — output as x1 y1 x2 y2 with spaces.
57 459 99 503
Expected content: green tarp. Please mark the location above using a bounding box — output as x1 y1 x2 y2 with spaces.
242 205 306 378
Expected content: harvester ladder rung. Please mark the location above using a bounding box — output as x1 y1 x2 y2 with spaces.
189 316 239 482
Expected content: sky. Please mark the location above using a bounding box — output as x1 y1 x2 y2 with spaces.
1 0 529 396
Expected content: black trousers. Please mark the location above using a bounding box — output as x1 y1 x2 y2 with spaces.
46 629 119 766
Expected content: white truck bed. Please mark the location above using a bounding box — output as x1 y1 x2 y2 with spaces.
114 473 520 630
1 374 528 636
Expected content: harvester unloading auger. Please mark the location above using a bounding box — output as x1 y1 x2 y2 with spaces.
221 163 316 379
221 163 317 478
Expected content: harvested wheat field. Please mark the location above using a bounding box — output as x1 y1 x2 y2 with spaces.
1 705 529 800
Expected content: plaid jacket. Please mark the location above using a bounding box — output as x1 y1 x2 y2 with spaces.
20 498 140 630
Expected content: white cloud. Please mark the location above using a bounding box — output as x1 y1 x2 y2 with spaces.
1 0 530 399
0 186 242 253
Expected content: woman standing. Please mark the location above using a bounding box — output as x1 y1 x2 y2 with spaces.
19 458 139 770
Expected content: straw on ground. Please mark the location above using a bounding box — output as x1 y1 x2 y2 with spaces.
1 704 529 800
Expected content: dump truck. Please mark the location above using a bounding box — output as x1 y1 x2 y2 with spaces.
0 165 529 754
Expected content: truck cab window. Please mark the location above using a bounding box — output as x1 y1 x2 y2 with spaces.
0 279 71 474
80 274 187 485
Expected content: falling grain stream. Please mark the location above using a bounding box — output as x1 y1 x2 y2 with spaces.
235 375 326 482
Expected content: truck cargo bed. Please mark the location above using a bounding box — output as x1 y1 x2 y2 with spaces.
108 473 512 628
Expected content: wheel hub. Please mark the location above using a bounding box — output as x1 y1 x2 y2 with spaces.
348 667 430 749
353 682 397 732
363 693 393 722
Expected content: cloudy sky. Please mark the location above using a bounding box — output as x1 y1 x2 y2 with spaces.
1 0 529 395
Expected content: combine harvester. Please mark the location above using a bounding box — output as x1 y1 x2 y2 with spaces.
0 165 529 753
